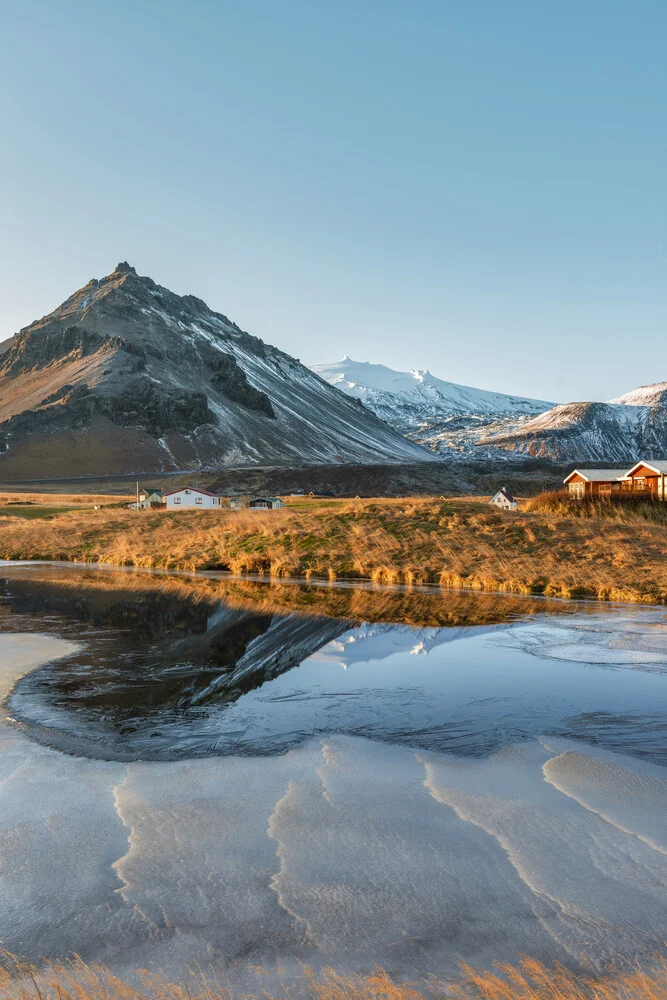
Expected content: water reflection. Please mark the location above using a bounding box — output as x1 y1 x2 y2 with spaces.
1 566 666 763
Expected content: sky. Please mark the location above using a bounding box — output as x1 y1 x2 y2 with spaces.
0 0 665 403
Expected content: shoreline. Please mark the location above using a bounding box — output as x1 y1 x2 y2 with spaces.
1 497 667 605
0 557 654 613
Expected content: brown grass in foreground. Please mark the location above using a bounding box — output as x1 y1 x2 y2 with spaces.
1 496 667 603
0 955 665 1000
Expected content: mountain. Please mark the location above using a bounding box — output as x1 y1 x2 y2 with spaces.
479 383 667 461
310 357 554 456
0 265 434 478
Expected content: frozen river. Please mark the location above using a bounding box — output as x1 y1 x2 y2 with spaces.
0 565 665 989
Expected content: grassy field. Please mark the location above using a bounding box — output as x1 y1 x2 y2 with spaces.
1 493 667 604
0 492 131 519
1 953 665 1000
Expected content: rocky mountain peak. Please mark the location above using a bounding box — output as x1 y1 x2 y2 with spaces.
112 261 137 276
0 265 433 477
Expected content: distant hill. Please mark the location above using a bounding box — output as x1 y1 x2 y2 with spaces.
479 383 667 461
310 357 554 456
0 265 434 479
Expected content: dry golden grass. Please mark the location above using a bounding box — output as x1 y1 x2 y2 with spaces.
0 492 130 506
0 954 665 1000
1 496 666 604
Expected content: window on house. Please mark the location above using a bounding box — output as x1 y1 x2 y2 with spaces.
174 497 181 504
196 497 202 504
568 482 584 498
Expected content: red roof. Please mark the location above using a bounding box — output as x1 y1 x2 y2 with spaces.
163 487 221 498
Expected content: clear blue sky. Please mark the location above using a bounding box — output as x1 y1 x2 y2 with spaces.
1 0 665 402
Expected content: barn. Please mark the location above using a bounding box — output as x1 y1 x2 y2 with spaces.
164 487 223 509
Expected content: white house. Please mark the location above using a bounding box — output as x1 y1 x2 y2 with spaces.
489 487 517 511
164 487 223 509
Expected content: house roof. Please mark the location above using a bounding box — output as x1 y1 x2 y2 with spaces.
491 487 516 502
250 496 282 503
625 460 667 476
163 487 220 497
563 469 629 483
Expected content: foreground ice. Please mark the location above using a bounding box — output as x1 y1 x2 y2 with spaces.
0 635 666 987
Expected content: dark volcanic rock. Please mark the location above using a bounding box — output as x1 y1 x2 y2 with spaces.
1 325 105 377
210 353 275 417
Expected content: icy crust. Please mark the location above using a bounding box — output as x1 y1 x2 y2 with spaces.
1 612 666 986
0 707 666 984
493 613 667 669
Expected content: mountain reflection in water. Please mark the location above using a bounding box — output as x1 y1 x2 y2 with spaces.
1 565 666 763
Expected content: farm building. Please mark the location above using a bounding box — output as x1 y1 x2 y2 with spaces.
138 488 163 504
164 487 223 509
248 497 285 510
623 461 667 498
489 488 517 511
563 469 628 497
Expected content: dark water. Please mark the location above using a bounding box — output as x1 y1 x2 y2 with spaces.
1 565 666 763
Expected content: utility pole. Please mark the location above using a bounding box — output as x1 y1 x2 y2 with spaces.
136 480 139 509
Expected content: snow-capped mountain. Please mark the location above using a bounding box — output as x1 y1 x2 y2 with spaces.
0 266 435 478
310 357 554 456
480 383 667 461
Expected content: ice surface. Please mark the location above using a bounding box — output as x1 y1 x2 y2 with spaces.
0 615 666 986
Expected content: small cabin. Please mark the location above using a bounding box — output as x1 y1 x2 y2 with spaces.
623 461 667 499
248 497 285 510
138 488 163 505
489 488 517 511
164 487 222 509
563 469 627 497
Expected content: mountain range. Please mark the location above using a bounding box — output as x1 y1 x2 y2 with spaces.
310 358 555 457
479 383 667 461
0 265 432 479
312 358 667 462
1 263 664 479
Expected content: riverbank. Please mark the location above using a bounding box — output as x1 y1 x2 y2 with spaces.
1 497 666 603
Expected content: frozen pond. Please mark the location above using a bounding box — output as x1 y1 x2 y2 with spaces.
0 565 665 988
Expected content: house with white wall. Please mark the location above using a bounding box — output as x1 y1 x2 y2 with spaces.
489 487 517 511
164 487 223 509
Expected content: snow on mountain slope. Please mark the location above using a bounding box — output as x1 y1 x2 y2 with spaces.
608 383 667 407
480 383 667 462
310 357 554 457
0 266 435 478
